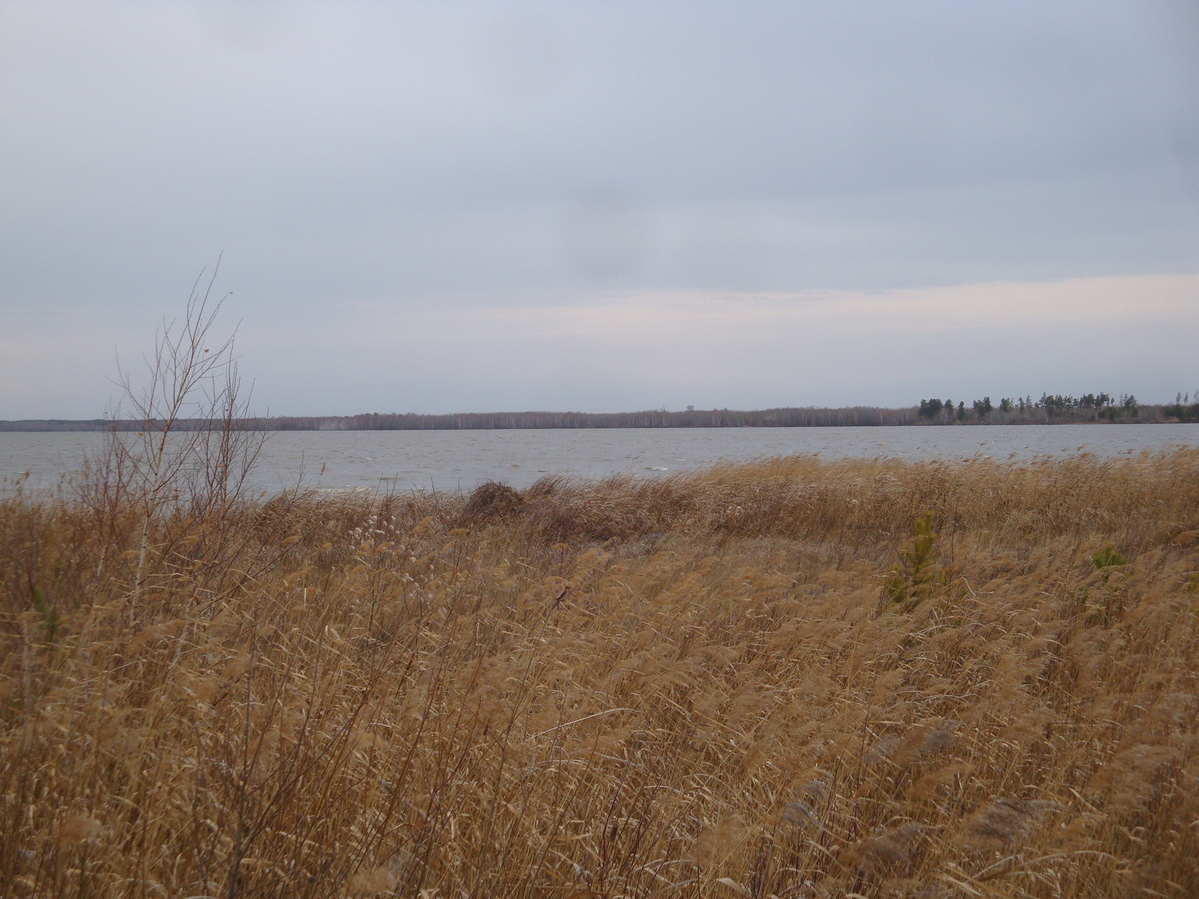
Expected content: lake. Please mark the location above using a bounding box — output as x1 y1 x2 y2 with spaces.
3 424 1198 495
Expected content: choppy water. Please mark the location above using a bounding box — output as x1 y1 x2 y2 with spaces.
3 424 1198 495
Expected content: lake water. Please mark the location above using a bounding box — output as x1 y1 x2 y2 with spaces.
3 424 1198 496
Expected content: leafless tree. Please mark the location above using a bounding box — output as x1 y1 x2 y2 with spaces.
80 259 266 609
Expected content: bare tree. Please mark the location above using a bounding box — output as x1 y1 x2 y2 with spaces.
80 260 266 610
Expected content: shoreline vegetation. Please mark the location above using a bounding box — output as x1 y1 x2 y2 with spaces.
4 392 1199 432
4 295 1197 896
3 449 1199 896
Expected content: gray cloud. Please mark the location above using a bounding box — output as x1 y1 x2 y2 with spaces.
1 0 1196 417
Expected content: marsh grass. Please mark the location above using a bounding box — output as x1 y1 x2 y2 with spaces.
3 449 1199 897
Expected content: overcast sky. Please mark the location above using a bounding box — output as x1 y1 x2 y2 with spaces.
2 0 1198 418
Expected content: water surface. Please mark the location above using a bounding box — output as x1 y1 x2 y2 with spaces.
3 424 1198 495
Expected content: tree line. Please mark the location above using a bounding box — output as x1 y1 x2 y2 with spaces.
1 407 916 432
916 393 1152 424
1163 393 1199 423
4 394 1196 432
260 406 921 431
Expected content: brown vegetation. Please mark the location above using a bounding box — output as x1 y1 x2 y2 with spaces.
3 449 1199 897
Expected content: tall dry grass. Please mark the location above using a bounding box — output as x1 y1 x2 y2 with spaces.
2 449 1198 897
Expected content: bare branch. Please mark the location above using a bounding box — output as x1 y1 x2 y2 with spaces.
79 259 267 613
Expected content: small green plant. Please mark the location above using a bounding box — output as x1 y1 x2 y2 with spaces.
1092 544 1127 570
29 585 58 643
1078 544 1131 626
886 512 942 609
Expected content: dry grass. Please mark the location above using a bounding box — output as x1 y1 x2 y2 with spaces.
3 449 1199 898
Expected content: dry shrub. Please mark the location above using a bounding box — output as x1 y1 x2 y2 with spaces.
2 449 1198 896
458 481 526 525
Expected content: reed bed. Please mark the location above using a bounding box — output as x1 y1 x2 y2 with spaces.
2 449 1198 898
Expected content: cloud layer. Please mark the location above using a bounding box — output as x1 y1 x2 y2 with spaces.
1 1 1197 417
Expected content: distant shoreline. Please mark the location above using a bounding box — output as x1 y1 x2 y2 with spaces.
2 403 1194 432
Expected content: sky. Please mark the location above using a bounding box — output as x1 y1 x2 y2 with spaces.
2 0 1198 419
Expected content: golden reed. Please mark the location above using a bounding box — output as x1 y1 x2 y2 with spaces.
2 448 1198 897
